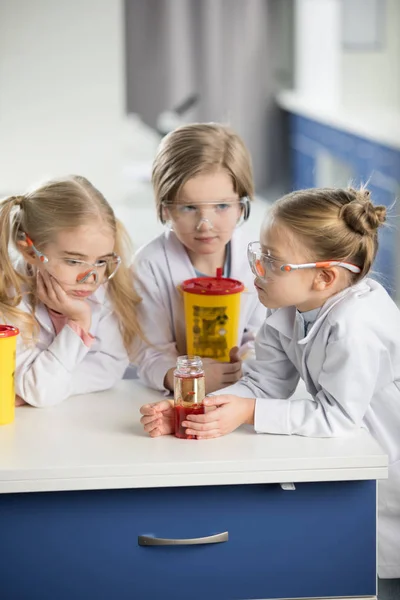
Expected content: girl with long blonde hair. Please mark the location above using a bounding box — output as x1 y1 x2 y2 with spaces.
0 175 143 407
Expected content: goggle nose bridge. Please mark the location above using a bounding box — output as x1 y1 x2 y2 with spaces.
196 216 214 231
76 268 99 284
255 258 266 277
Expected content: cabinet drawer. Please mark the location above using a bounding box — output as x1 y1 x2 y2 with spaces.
0 480 376 600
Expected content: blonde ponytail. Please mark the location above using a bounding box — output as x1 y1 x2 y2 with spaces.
0 195 38 340
107 219 144 350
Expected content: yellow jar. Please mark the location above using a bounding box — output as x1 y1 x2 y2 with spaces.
0 325 19 425
182 270 244 362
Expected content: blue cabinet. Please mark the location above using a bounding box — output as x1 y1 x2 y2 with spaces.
0 480 376 599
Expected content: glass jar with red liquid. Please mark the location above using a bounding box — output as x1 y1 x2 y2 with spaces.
174 355 205 439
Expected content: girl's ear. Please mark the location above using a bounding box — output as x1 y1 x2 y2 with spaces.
16 239 37 265
160 204 170 224
312 267 339 291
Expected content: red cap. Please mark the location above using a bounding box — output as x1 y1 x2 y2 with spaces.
182 268 244 296
0 325 19 338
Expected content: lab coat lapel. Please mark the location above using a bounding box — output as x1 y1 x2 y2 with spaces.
164 229 197 291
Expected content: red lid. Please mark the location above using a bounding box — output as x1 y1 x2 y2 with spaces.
0 325 19 338
181 268 244 296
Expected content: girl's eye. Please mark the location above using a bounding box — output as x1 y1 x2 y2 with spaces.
95 260 108 268
215 203 230 211
179 205 196 213
64 259 81 266
262 256 278 272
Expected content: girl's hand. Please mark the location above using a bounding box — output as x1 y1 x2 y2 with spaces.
202 347 242 394
182 394 256 439
37 271 92 333
140 400 175 437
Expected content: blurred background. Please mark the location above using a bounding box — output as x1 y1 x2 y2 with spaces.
0 0 399 299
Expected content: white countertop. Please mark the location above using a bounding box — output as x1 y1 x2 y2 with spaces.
277 89 400 151
0 380 387 494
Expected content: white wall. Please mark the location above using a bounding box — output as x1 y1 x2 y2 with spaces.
294 0 400 111
0 0 126 202
294 0 341 107
341 0 400 110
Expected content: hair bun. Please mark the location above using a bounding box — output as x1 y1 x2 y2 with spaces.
340 189 386 235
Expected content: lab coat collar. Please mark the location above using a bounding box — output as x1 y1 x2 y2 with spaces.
164 227 251 288
265 306 297 339
164 229 197 291
265 279 371 342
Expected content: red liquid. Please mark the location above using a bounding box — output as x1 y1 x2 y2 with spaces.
174 404 205 439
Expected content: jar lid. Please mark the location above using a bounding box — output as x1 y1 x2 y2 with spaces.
182 267 244 296
0 325 19 338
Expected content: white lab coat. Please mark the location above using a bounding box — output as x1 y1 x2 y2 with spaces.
11 285 129 407
221 278 400 578
131 227 266 391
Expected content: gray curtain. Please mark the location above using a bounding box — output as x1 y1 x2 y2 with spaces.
125 0 282 191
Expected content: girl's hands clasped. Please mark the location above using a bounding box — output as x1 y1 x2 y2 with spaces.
140 394 255 439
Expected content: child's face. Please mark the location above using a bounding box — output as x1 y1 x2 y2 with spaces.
254 222 323 312
166 170 243 257
38 223 116 298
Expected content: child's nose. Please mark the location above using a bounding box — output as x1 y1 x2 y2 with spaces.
76 269 98 284
196 217 214 231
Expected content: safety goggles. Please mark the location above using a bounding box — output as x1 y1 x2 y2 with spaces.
247 241 361 279
24 234 121 284
162 197 250 232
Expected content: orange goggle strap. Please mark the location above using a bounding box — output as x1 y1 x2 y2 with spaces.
23 233 48 264
281 261 361 274
249 251 361 277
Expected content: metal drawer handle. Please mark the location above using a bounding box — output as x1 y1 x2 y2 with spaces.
138 531 228 546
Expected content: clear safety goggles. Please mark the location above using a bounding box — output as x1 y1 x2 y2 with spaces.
247 241 361 279
24 234 121 285
162 197 250 233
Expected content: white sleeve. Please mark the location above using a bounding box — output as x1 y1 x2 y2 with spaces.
240 295 266 346
130 261 178 392
254 334 381 437
212 319 300 399
16 309 128 407
68 308 129 397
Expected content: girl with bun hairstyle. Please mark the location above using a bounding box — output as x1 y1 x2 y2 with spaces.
141 187 400 585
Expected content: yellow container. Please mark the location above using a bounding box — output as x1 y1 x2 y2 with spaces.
182 269 244 362
0 325 19 425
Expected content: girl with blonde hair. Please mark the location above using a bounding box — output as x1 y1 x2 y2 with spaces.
0 175 143 407
132 123 266 395
140 186 400 587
